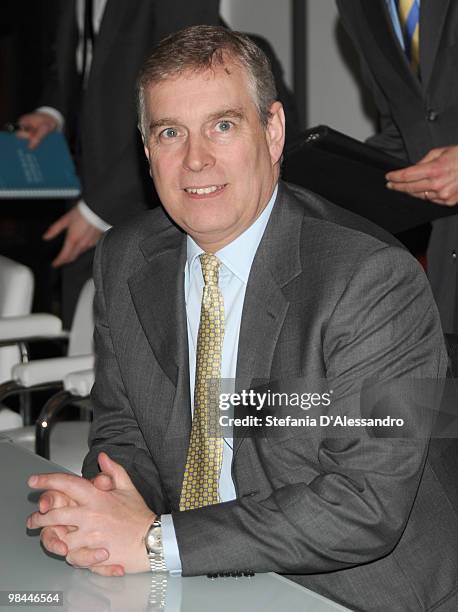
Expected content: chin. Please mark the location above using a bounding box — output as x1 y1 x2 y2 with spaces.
185 211 234 233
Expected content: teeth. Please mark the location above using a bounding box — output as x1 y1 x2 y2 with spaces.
185 185 222 195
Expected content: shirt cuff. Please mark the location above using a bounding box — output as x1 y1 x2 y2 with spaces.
161 514 183 575
35 107 65 131
77 201 111 232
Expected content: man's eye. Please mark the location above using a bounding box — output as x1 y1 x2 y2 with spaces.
161 128 178 138
216 121 232 132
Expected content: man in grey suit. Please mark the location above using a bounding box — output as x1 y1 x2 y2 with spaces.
337 0 458 334
27 26 458 612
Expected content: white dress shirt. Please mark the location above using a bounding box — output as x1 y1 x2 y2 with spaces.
161 185 279 573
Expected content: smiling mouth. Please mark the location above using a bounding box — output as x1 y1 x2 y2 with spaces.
184 184 226 195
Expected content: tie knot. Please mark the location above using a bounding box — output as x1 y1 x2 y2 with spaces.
200 253 221 287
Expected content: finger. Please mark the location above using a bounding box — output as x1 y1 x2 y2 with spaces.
97 452 133 490
43 214 70 240
16 117 36 134
411 190 439 201
91 473 115 491
429 197 456 207
39 490 77 513
15 129 33 140
27 507 79 530
386 161 437 183
407 190 453 206
17 118 33 130
27 127 47 149
66 547 109 568
409 185 457 206
64 529 105 552
386 178 438 194
51 238 82 267
28 473 91 504
40 526 70 557
417 147 446 164
90 565 125 577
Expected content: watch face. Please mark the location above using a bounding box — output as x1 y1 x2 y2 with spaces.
147 523 162 554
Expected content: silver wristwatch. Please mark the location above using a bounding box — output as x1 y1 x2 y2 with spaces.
145 518 167 573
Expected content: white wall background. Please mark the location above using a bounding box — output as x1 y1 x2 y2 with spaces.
220 0 293 88
306 1 377 139
220 1 376 140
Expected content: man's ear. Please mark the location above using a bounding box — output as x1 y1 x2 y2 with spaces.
266 101 286 166
137 122 150 162
140 132 150 162
139 131 154 179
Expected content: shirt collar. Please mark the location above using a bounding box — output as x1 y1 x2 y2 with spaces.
186 184 278 284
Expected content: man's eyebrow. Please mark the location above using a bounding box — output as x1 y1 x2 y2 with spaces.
148 108 245 133
148 118 179 132
206 108 245 122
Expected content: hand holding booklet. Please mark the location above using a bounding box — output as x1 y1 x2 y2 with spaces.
283 125 457 234
0 131 81 199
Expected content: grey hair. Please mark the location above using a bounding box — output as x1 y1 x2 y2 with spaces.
136 25 277 138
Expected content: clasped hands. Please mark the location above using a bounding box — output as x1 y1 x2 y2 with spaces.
386 144 458 206
26 452 155 576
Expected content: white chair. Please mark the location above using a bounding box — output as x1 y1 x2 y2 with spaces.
0 255 34 318
0 280 95 472
0 256 34 429
0 278 94 398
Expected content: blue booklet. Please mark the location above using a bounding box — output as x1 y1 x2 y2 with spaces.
0 132 81 198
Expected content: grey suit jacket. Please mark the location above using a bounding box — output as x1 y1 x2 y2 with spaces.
337 0 458 334
83 182 457 612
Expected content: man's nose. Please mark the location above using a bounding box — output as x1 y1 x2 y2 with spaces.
182 135 215 172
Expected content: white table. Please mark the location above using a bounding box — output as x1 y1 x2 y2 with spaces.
0 441 351 611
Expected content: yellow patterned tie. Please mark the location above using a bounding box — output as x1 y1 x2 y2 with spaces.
398 0 420 74
180 253 224 511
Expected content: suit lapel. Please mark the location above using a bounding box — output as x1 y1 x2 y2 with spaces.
233 184 303 456
128 221 187 389
420 0 450 90
87 0 130 85
128 218 192 498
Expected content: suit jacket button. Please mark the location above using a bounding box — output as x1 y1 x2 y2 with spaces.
452 250 457 261
426 109 438 121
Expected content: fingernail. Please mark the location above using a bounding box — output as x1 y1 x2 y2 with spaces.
386 182 392 189
26 518 31 528
95 549 108 562
114 568 124 577
28 476 38 486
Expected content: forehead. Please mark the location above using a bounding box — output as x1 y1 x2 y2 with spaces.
144 61 257 122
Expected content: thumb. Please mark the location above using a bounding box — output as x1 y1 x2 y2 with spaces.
91 472 115 492
418 147 445 164
97 452 133 490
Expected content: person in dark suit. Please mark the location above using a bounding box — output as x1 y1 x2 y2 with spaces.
337 0 458 334
17 0 219 324
26 26 458 612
